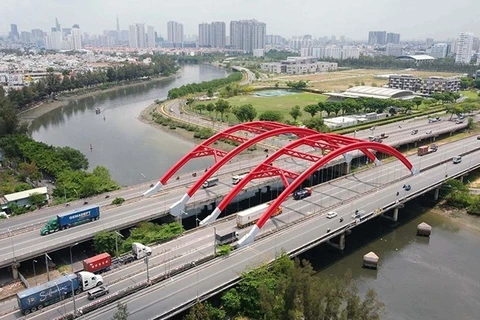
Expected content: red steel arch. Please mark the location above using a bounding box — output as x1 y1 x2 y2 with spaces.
200 132 397 225
143 121 288 196
235 138 416 246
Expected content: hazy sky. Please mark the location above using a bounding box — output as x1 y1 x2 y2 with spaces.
2 0 479 40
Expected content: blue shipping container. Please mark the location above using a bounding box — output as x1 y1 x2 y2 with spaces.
57 205 100 228
17 274 79 314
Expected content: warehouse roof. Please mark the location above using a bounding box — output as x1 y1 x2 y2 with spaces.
396 54 436 61
4 187 48 203
325 86 415 100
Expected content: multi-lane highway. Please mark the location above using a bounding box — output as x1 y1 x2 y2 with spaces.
0 115 471 268
2 135 478 320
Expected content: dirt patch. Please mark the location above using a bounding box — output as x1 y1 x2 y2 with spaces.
432 203 480 234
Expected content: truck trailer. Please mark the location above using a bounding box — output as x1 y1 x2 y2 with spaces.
236 202 283 228
111 243 153 265
82 253 111 274
215 231 239 245
40 205 100 235
202 177 219 188
17 271 103 315
417 144 438 156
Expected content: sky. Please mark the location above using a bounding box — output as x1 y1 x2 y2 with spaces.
1 0 479 40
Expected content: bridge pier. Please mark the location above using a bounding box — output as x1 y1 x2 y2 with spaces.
12 262 20 280
326 233 346 251
434 187 440 201
460 175 464 183
382 207 399 222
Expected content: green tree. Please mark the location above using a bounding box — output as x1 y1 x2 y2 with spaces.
412 97 423 109
205 103 215 117
258 110 284 122
112 302 129 320
185 302 226 320
289 105 302 121
304 104 319 118
303 117 329 132
286 80 308 90
94 231 119 256
232 104 257 122
214 99 230 119
29 192 46 207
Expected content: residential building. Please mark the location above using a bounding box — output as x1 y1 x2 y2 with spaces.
167 21 184 44
260 56 337 75
265 35 285 45
20 31 32 43
455 32 474 64
427 43 449 58
198 23 210 47
71 25 82 50
388 74 460 94
342 46 360 59
9 24 19 41
386 43 403 56
129 23 146 48
45 30 63 50
230 19 266 53
199 22 226 48
368 31 386 45
0 187 49 211
386 33 400 44
147 25 155 48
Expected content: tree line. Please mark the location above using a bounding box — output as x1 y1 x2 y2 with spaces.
167 72 243 99
184 254 384 320
6 54 178 109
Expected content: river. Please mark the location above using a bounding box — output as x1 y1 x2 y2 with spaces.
27 64 228 186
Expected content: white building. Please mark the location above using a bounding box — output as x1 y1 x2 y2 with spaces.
342 46 360 59
427 43 449 58
0 187 49 210
253 49 264 57
260 57 337 74
71 26 82 50
324 46 342 59
129 23 146 48
167 21 184 44
147 25 155 48
45 31 63 50
455 32 474 64
386 43 403 57
230 19 266 53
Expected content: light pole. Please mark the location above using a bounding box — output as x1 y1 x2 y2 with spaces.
114 231 124 257
32 260 37 285
45 253 52 281
144 256 150 284
70 242 78 273
70 279 77 318
213 227 217 256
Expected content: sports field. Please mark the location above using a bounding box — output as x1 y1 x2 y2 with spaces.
226 91 328 121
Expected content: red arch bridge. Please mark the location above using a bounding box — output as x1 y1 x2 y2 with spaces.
144 121 417 247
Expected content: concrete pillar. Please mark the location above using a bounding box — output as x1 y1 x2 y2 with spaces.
460 176 464 183
434 187 440 201
382 207 398 222
12 263 19 280
363 251 379 269
345 162 351 175
433 136 436 141
327 233 345 251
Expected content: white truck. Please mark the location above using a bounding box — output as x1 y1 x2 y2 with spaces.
232 172 249 185
113 243 152 264
236 202 283 228
202 177 219 188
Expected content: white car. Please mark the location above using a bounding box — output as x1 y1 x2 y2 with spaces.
426 130 432 134
326 211 338 219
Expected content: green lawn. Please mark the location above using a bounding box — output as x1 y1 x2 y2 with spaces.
461 90 479 99
225 92 328 121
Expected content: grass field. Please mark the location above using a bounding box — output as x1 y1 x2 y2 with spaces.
461 90 479 99
225 92 328 121
259 69 463 92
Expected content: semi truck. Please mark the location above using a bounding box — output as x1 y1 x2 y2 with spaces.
113 242 153 265
417 144 438 156
82 253 111 274
232 172 249 185
236 202 283 228
40 205 100 235
202 177 219 188
215 231 239 245
17 271 103 315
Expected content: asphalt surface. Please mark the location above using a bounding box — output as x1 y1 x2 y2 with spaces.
2 135 478 320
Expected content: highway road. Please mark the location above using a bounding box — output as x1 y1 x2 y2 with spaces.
0 115 472 268
2 135 478 320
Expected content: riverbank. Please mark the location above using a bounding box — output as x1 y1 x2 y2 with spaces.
18 73 180 123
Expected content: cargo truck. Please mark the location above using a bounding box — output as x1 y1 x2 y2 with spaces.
82 253 111 274
202 177 219 188
232 172 249 185
111 242 153 265
40 205 100 235
215 231 239 245
17 271 103 315
236 202 283 228
417 144 438 156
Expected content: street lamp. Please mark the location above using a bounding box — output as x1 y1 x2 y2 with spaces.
144 256 150 284
114 231 124 257
70 242 78 272
32 260 37 285
70 279 77 319
45 253 52 281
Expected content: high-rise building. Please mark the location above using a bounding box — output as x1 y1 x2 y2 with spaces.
45 30 63 50
455 32 474 64
9 24 19 41
55 18 61 32
230 19 266 53
198 23 210 47
167 21 184 44
210 22 226 48
147 25 155 48
386 33 400 44
20 31 32 43
368 31 386 45
427 43 449 58
129 23 146 48
71 25 82 50
386 43 403 56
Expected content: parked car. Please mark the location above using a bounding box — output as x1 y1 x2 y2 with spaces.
326 211 338 219
87 286 109 300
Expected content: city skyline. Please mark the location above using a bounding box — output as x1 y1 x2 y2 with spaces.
1 0 479 40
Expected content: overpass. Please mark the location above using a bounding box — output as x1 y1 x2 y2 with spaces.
2 135 478 320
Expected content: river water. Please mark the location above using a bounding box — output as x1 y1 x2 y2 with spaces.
27 64 227 186
24 64 480 319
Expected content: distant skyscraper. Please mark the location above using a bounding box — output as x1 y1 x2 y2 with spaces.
428 43 449 58
147 25 155 48
55 18 61 32
198 23 210 47
386 33 400 44
199 22 226 48
455 32 474 64
71 25 82 50
368 31 386 45
129 23 146 48
116 16 120 32
167 21 184 44
230 19 266 53
9 24 19 40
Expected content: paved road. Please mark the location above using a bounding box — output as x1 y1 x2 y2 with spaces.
3 135 478 320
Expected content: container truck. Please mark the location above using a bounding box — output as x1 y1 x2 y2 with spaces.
40 205 100 235
17 271 103 315
232 172 249 185
202 177 219 188
111 243 153 265
417 144 438 156
82 253 111 274
236 202 283 228
215 231 239 245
